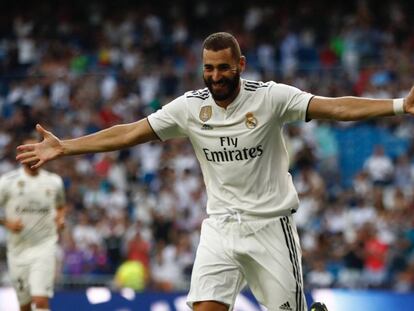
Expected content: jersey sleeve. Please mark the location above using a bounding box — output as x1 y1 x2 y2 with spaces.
55 176 66 207
0 176 6 207
269 83 314 123
0 176 7 221
147 95 188 141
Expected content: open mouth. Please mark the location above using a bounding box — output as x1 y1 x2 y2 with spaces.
212 81 226 89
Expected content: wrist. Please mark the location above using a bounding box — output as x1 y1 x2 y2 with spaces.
393 98 405 115
60 140 69 156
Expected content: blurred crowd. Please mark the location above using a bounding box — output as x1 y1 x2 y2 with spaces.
1 0 414 293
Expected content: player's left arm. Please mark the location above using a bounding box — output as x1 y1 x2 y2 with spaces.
0 178 7 228
307 86 414 121
0 180 23 232
55 204 66 231
54 176 66 231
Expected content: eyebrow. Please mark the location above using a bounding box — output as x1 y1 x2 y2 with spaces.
203 63 232 69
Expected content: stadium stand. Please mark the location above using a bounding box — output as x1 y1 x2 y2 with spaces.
0 0 414 293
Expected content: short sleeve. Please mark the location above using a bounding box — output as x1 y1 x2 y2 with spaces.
55 177 66 207
0 177 6 206
147 95 188 141
0 177 4 220
270 83 314 123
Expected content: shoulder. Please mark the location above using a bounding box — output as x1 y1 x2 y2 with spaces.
268 82 305 95
242 79 273 92
0 169 20 191
246 81 307 102
184 87 210 101
0 169 20 182
159 88 210 113
41 170 64 186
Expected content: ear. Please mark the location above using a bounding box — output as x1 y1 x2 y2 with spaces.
239 56 246 72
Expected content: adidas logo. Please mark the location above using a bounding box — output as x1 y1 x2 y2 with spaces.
279 301 292 311
201 124 213 130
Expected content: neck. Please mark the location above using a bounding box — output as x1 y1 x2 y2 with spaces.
23 165 39 176
215 81 241 109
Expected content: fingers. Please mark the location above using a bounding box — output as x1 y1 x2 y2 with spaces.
36 124 54 140
21 156 39 165
16 150 37 162
36 124 48 136
16 144 35 153
407 86 414 99
31 159 44 169
15 150 43 168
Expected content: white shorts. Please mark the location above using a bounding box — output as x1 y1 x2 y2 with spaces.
7 244 56 306
187 214 306 311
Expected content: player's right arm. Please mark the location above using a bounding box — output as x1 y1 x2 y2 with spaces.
16 118 158 168
0 179 23 233
307 86 414 121
0 219 24 233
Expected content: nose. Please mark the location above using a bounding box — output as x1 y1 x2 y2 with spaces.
210 69 222 82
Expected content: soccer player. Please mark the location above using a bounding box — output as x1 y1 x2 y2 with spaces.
0 138 66 311
16 32 414 311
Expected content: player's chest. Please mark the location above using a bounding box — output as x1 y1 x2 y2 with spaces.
188 101 274 148
8 179 56 203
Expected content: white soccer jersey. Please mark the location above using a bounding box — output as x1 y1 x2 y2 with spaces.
0 167 65 255
148 79 313 217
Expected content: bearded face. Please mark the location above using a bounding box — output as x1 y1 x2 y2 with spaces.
203 69 240 101
202 48 244 104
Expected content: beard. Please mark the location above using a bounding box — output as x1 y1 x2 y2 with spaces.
204 70 240 101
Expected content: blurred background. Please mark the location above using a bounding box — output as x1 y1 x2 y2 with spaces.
0 0 414 310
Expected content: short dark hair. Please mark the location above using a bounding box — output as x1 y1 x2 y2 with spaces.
202 32 241 60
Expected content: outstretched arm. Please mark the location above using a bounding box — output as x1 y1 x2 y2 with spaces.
16 118 158 168
307 87 414 121
55 205 66 231
0 218 24 233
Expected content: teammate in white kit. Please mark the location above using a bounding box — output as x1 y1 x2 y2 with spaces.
0 138 66 311
16 32 414 311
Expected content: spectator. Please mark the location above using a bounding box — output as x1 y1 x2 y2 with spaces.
338 241 364 288
1 0 414 292
150 241 185 291
72 212 102 251
363 145 394 186
126 231 150 268
62 235 85 276
306 259 335 288
361 224 389 288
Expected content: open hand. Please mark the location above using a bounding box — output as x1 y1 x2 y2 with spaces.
16 124 64 169
404 86 414 115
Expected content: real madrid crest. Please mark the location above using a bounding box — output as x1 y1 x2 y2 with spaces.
199 106 212 122
245 112 258 129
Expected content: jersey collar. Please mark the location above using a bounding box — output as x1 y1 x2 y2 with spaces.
213 79 245 112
